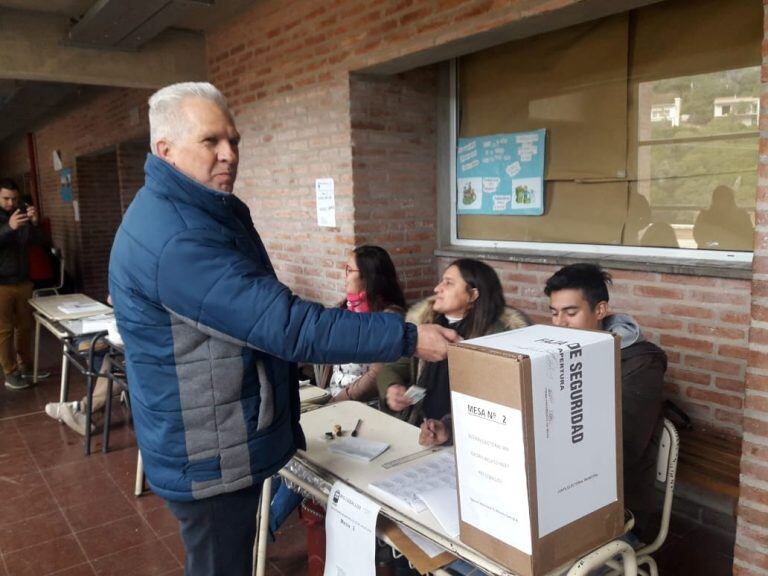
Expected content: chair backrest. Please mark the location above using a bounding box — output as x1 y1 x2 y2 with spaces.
32 247 66 299
51 247 65 292
638 417 679 557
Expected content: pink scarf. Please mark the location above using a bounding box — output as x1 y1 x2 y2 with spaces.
346 291 371 313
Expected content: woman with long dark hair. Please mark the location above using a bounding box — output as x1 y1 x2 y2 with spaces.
379 258 529 443
269 245 406 534
322 244 407 402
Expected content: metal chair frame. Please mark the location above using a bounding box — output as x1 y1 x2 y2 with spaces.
567 418 680 576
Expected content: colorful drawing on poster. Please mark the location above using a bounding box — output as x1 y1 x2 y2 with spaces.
59 168 73 202
457 129 546 216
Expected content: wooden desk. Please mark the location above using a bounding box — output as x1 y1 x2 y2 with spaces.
279 402 637 576
28 293 112 401
283 402 511 575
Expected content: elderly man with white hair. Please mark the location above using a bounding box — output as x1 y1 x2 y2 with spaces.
108 82 457 575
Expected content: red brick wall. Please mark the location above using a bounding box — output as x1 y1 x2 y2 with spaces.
437 257 751 435
75 150 122 299
208 0 753 437
117 140 150 213
206 0 594 304
0 137 31 195
350 69 439 302
0 88 150 286
734 2 768 572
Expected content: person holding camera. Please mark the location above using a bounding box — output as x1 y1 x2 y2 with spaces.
0 178 47 390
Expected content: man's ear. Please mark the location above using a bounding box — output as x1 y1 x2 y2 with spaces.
156 140 173 162
594 301 609 322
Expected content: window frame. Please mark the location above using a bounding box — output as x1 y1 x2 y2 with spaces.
444 59 754 268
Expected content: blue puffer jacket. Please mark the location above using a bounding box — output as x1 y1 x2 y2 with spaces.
109 154 416 502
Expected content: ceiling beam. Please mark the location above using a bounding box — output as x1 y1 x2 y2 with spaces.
0 7 207 88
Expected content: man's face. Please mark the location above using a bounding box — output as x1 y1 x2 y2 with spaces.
548 288 607 331
0 188 18 213
157 97 240 192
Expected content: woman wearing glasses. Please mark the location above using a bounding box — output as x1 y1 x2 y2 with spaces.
322 244 407 403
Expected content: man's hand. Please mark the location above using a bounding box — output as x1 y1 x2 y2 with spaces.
26 205 38 225
419 418 450 446
8 209 29 230
386 384 413 412
414 324 460 362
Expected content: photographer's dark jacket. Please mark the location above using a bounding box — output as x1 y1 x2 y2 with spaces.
0 209 46 284
109 154 417 502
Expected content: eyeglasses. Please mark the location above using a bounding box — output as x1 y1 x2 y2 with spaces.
345 265 359 275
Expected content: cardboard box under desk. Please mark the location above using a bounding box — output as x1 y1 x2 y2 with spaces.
448 325 624 576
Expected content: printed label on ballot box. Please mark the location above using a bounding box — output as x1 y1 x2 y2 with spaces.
451 391 532 554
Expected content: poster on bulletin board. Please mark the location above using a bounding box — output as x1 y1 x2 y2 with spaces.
456 129 546 216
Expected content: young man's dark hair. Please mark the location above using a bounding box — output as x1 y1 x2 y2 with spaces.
0 178 19 192
544 263 612 309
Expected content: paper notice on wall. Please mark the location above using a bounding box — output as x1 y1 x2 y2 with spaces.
324 481 380 576
451 391 532 554
316 178 336 227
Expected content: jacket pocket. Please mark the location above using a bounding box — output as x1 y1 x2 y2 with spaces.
183 455 222 482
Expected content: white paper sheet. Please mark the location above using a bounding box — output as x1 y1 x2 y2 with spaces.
315 178 336 227
324 481 380 576
418 486 460 538
460 325 618 538
368 450 456 514
57 301 107 315
327 437 389 462
80 313 116 333
451 391 532 555
399 525 445 559
524 327 617 536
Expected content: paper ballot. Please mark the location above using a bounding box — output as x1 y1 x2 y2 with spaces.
327 437 389 462
369 450 457 517
419 486 460 538
324 482 380 576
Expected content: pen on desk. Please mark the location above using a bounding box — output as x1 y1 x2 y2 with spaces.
351 418 363 437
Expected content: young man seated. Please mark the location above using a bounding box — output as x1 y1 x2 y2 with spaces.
545 263 666 542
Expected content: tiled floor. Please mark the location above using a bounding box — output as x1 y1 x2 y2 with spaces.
0 332 306 576
0 332 736 575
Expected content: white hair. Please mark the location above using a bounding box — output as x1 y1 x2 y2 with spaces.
148 82 229 154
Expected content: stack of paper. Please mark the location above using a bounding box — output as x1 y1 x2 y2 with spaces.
80 314 115 334
369 450 459 535
327 437 389 462
57 301 108 315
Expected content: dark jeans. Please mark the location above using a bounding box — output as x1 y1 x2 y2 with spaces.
166 482 263 576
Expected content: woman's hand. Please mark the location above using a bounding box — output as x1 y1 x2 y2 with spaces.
386 384 412 412
419 418 450 446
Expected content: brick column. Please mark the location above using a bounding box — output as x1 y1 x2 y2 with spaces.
733 2 768 572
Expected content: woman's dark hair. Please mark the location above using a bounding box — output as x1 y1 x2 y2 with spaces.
353 245 406 312
449 258 505 338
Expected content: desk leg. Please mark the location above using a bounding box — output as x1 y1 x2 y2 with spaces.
59 345 69 404
253 476 272 576
84 368 94 456
33 318 40 383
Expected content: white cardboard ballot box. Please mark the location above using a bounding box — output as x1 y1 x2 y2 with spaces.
448 324 624 576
